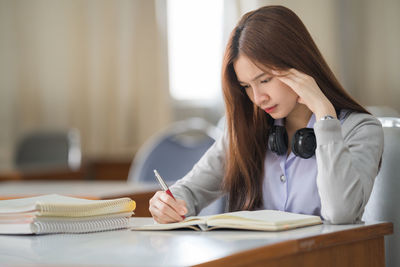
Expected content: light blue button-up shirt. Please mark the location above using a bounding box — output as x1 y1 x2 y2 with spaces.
262 114 321 216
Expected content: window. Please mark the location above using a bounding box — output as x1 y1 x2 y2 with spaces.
167 0 224 103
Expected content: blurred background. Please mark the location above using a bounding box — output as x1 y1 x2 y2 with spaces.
0 0 399 179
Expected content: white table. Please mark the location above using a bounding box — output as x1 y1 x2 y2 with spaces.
0 218 393 266
0 181 158 199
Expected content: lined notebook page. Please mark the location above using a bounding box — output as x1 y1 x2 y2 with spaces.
208 210 321 225
0 195 136 234
0 194 135 217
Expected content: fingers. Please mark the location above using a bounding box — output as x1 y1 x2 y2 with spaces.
272 69 299 92
272 68 308 78
274 68 332 115
149 191 187 224
275 74 299 91
274 69 321 107
149 192 181 223
272 68 310 81
287 68 310 79
176 199 188 214
274 68 314 91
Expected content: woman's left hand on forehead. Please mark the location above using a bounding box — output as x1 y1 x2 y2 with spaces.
273 69 334 116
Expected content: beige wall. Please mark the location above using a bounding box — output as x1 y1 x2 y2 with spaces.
0 0 171 169
243 0 400 111
354 0 400 110
240 0 341 78
0 0 399 170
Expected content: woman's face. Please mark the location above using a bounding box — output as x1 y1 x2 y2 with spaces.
233 54 299 119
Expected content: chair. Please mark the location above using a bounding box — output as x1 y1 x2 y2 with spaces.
217 115 226 131
366 105 400 117
14 129 82 171
363 117 400 267
127 117 225 215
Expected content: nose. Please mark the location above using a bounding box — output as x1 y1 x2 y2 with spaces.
252 85 269 106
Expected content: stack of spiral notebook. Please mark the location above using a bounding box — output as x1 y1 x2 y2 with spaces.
0 194 136 234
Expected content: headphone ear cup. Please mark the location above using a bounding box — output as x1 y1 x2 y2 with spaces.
268 126 288 155
291 128 316 159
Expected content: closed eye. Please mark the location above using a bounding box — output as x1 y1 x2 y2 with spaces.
239 76 271 89
260 78 272 83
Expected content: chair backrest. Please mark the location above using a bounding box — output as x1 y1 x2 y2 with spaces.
217 115 226 131
363 117 400 267
14 129 81 171
128 117 225 215
366 105 400 117
128 117 221 184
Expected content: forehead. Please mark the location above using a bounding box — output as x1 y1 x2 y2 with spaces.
233 54 271 82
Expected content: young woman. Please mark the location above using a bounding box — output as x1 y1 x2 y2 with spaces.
149 5 384 224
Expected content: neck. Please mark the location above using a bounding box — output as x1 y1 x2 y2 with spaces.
285 104 313 132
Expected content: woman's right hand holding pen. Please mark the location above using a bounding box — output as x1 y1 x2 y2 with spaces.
149 191 188 223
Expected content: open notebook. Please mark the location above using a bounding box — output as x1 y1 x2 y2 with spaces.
0 194 136 234
132 210 322 231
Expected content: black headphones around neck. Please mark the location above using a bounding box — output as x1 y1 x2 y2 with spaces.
268 125 316 159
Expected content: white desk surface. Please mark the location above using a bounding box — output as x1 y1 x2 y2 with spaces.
0 218 387 267
0 181 158 198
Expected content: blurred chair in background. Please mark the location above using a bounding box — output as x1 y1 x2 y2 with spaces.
14 129 82 172
366 105 400 117
217 115 226 131
127 117 225 215
363 117 400 267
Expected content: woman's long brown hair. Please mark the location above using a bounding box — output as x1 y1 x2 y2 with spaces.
222 5 369 212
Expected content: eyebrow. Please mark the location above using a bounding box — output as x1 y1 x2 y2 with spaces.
238 72 267 84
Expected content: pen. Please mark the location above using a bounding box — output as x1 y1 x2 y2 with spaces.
153 169 185 219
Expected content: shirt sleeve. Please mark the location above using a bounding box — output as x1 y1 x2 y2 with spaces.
170 132 227 216
314 112 384 224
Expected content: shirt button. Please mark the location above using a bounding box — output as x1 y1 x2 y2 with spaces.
280 175 286 183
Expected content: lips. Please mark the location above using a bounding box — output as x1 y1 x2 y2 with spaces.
264 105 277 113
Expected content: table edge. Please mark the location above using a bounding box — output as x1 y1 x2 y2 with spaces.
193 222 393 267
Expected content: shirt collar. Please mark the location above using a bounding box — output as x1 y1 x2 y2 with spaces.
273 109 347 128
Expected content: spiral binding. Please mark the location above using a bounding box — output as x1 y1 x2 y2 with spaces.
32 217 130 234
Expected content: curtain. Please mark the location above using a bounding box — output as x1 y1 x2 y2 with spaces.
0 0 171 169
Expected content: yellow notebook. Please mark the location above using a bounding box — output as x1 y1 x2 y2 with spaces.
132 210 322 231
0 194 136 234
